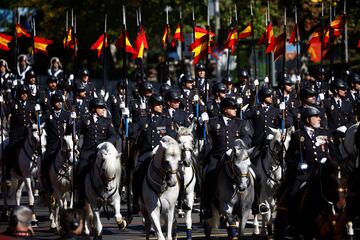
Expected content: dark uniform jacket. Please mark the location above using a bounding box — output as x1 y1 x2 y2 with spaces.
131 114 176 156
244 104 282 147
6 100 37 145
206 99 222 118
180 89 196 116
129 96 148 123
323 97 355 134
38 89 64 115
285 127 339 181
66 98 90 120
163 108 191 127
108 94 126 132
44 109 72 153
205 116 253 160
237 84 255 107
25 84 43 102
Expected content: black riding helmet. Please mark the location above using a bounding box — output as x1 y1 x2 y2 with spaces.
301 106 321 122
78 68 90 78
25 69 36 80
160 83 171 94
17 84 30 95
148 94 164 107
165 90 181 102
50 92 64 104
196 64 206 71
222 75 233 85
258 87 273 101
348 73 360 84
89 98 107 110
46 75 58 84
212 82 226 94
330 79 348 92
220 97 237 111
74 82 86 93
140 82 153 94
300 87 317 100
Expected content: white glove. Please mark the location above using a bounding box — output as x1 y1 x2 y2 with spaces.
336 125 347 133
193 94 199 102
200 112 209 123
298 163 308 170
266 134 274 140
166 79 171 86
0 95 3 103
254 79 259 86
296 75 301 83
99 89 106 98
279 102 286 110
237 97 243 104
12 79 19 87
35 104 41 111
68 74 74 85
264 76 269 83
318 93 325 101
320 158 327 164
70 112 77 119
119 101 126 109
122 107 130 117
140 101 146 110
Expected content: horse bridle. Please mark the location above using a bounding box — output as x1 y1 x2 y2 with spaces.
178 134 195 167
224 152 251 192
96 156 116 184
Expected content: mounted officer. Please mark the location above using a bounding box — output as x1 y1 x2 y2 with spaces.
199 97 253 219
42 92 72 196
3 85 39 182
207 82 227 118
15 54 32 84
163 90 192 127
76 68 95 100
345 72 360 120
47 57 66 91
130 81 153 122
236 69 254 107
24 70 42 102
222 75 238 98
39 75 62 114
323 79 355 142
75 98 116 207
130 94 176 213
66 82 89 119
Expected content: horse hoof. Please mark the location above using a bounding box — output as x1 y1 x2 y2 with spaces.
149 228 156 236
125 216 133 225
117 219 127 229
261 235 269 240
252 233 261 240
49 227 59 234
31 220 39 227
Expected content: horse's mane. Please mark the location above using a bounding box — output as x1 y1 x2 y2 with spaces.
177 126 193 138
96 142 121 177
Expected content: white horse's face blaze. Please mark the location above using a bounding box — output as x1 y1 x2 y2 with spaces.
29 124 47 152
61 135 74 164
234 148 252 191
95 143 120 190
178 135 194 167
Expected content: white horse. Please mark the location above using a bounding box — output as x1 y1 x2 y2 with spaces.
13 123 46 224
140 135 181 240
252 127 293 238
49 135 74 231
205 139 255 239
176 124 197 240
83 142 126 239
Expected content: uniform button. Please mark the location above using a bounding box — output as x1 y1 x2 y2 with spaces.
315 158 318 161
313 146 316 149
314 152 317 155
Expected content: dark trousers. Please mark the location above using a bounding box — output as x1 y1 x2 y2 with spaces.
76 150 96 207
132 157 151 208
42 149 59 194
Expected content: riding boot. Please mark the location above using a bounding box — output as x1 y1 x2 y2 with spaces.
251 167 269 215
203 171 215 219
76 160 88 208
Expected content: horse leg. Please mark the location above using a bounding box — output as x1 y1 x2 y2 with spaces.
113 196 127 229
24 177 38 225
238 208 251 240
93 209 102 239
253 214 260 235
149 206 165 240
83 201 91 235
143 211 152 240
346 221 354 239
166 205 176 240
185 189 194 240
15 180 25 206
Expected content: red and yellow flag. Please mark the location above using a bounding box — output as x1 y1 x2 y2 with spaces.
194 26 215 41
331 15 345 30
288 24 298 45
162 25 169 48
115 31 136 54
34 36 53 55
223 28 238 54
16 24 31 38
90 34 108 58
258 30 267 45
358 39 360 48
189 30 215 65
308 28 322 44
273 33 286 61
133 26 148 59
171 24 184 47
238 23 252 39
265 23 275 53
0 33 13 51
308 42 327 63
63 27 73 49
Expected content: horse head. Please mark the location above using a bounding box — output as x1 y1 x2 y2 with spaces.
176 123 195 167
154 136 181 188
60 135 74 165
226 139 254 192
29 122 47 152
95 142 121 191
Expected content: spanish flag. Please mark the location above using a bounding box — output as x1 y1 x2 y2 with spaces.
0 33 13 51
90 34 108 58
238 23 252 39
265 23 275 53
171 24 184 47
308 28 322 44
34 36 53 55
189 30 215 65
162 25 169 48
63 26 73 49
194 26 215 41
115 31 136 54
273 33 286 61
331 15 345 30
16 24 31 38
308 42 327 63
133 26 148 59
288 24 298 45
223 28 238 54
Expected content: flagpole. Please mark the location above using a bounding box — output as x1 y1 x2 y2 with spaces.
295 5 300 77
320 1 324 80
179 6 185 74
329 4 334 81
73 13 77 72
282 8 287 134
282 8 287 77
137 8 145 83
225 14 232 76
122 5 132 224
102 14 108 91
165 6 170 83
250 1 257 81
265 9 269 79
343 0 348 68
14 9 19 73
32 17 36 72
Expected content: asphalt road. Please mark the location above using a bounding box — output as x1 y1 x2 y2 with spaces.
0 182 261 240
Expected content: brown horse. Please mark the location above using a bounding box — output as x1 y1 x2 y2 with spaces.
275 160 347 240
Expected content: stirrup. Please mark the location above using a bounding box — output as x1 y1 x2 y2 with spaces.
259 203 270 215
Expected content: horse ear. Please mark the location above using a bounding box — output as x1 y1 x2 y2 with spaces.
40 122 45 129
32 123 37 129
226 148 233 156
160 139 168 150
287 126 295 136
247 147 255 156
268 127 278 134
152 145 160 155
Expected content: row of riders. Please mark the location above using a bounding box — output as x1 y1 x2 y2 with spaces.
0 55 360 239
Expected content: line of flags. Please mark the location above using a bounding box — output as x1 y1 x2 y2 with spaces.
1 12 359 65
